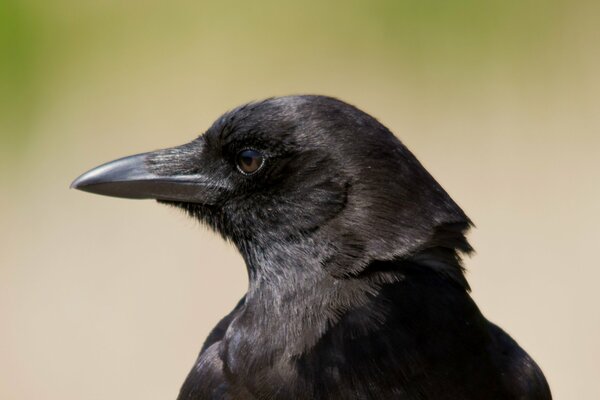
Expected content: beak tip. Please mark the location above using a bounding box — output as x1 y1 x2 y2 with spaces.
70 173 90 191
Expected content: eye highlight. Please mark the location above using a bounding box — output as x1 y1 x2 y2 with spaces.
236 149 265 175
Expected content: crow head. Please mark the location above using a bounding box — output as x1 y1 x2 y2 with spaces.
72 95 470 279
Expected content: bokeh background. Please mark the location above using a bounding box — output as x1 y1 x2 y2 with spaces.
1 1 598 399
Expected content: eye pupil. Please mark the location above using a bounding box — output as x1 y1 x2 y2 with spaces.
236 149 264 174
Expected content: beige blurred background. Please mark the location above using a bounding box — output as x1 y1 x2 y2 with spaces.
1 1 598 399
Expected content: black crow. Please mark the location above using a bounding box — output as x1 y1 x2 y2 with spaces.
71 95 551 399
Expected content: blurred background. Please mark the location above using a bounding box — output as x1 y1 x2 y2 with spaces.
1 0 598 398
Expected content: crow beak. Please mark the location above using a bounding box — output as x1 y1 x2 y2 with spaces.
71 151 228 204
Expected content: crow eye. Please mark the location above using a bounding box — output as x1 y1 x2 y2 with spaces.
236 149 265 175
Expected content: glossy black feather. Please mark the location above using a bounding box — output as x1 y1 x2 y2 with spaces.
144 96 550 399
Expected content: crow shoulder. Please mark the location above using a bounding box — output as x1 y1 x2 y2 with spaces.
200 296 246 354
487 322 552 400
178 296 247 400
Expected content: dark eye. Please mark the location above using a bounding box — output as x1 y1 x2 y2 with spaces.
236 149 265 175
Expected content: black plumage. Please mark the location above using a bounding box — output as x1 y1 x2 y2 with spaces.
72 95 551 399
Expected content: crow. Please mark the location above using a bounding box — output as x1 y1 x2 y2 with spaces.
71 95 551 399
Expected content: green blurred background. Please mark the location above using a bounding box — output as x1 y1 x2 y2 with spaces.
1 1 598 398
